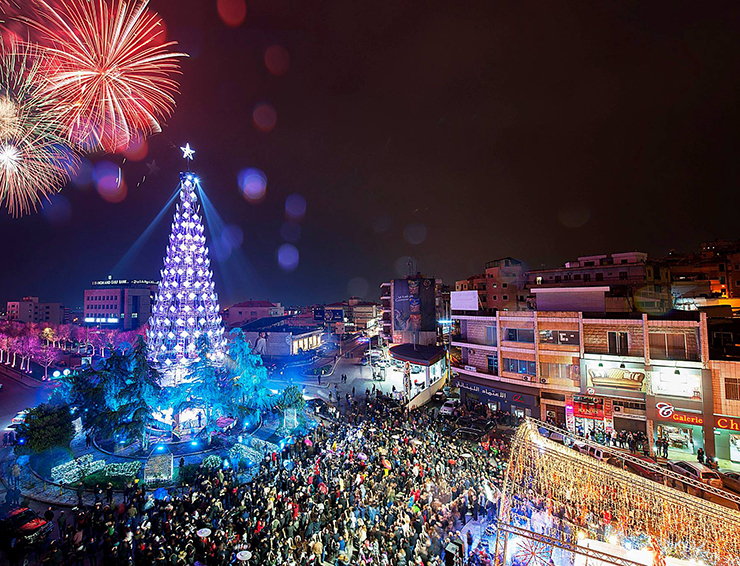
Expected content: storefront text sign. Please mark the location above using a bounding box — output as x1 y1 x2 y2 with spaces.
656 402 703 425
715 416 740 431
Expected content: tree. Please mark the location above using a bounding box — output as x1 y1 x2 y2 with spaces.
15 403 75 455
41 326 56 347
114 336 163 449
36 344 61 380
182 336 232 443
227 328 273 418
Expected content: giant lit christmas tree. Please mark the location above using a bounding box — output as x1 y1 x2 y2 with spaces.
147 144 225 386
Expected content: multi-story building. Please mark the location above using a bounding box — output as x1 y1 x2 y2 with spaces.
84 277 157 330
348 298 380 333
6 296 64 324
526 251 672 314
663 239 740 301
450 291 740 464
224 300 284 327
485 257 529 312
379 275 440 346
455 274 487 311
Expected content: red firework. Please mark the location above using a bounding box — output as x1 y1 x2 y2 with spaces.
22 0 187 152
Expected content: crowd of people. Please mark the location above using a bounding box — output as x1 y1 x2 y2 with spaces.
5 393 513 566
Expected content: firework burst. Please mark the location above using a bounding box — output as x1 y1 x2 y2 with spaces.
0 41 78 216
24 0 187 153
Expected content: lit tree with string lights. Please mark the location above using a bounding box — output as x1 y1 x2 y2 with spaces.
147 143 225 388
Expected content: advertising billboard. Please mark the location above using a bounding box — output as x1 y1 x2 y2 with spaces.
392 278 436 333
650 368 702 400
313 308 344 322
451 290 479 311
583 360 646 393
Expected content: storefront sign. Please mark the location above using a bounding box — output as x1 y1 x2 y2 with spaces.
565 403 575 433
655 402 703 425
603 399 614 432
453 378 536 407
715 416 740 432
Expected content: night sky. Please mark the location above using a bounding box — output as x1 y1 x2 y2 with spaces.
2 0 740 309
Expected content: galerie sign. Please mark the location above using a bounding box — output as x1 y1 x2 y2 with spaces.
655 402 703 426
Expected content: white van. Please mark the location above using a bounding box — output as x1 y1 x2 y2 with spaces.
667 461 723 489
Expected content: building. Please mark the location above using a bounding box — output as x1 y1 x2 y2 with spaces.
526 251 672 314
379 275 440 346
225 300 284 327
662 240 740 301
348 298 380 334
485 257 529 312
455 274 487 311
85 277 158 330
449 289 740 463
238 318 323 357
6 296 64 324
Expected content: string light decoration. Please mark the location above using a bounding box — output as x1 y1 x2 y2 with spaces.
146 165 225 384
514 538 553 566
496 420 740 566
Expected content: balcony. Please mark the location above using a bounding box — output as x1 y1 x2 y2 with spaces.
452 335 498 348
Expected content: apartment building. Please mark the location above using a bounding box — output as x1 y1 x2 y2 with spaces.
6 296 64 324
450 292 740 463
225 300 284 327
526 251 672 314
455 274 487 311
485 257 529 312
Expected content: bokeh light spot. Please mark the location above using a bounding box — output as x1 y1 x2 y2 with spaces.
121 137 148 161
348 277 369 298
94 161 127 203
280 221 301 242
252 103 277 133
403 223 427 245
265 45 290 76
277 243 299 271
558 205 591 228
285 193 306 220
238 168 267 203
217 0 246 27
41 194 72 226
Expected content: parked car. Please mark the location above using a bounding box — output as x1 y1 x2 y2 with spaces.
0 507 53 547
622 455 664 482
470 417 496 432
719 471 740 494
439 400 459 416
667 461 723 489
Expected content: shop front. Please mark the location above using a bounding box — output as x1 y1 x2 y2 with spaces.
652 402 705 456
714 415 740 463
453 375 540 419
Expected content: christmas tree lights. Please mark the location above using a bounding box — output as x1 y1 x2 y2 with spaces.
147 166 225 384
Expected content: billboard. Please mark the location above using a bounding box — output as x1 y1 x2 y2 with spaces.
313 308 344 322
451 290 479 311
392 278 436 333
583 360 646 393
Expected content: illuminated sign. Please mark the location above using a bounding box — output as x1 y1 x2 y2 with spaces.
584 361 646 392
716 416 740 432
655 402 703 425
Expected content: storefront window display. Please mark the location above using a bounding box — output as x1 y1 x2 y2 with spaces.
573 396 606 438
654 404 704 456
714 416 740 463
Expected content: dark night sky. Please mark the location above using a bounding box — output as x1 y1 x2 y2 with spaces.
2 0 740 309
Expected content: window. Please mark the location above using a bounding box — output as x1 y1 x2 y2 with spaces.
540 362 571 379
485 326 497 345
607 331 629 355
595 273 603 281
539 330 579 345
574 274 581 280
490 283 497 289
583 274 591 282
505 328 534 343
503 358 536 376
535 277 543 285
502 283 508 288
503 295 508 301
726 378 740 401
487 355 498 375
649 332 687 360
